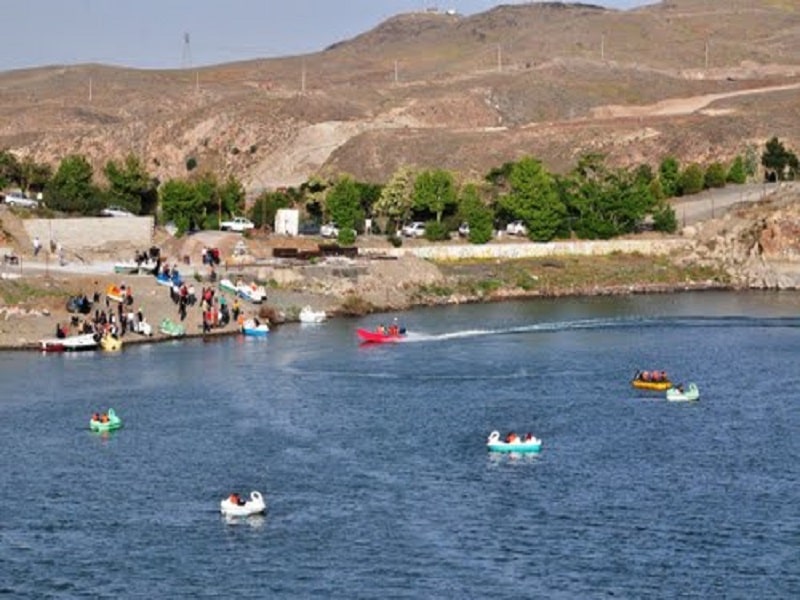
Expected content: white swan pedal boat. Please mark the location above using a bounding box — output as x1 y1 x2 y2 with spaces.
220 491 266 517
666 382 700 402
299 305 327 323
486 430 542 453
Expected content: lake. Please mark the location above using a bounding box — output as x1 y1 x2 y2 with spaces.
1 291 798 598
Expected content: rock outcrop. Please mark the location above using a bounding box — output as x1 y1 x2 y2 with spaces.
681 185 800 289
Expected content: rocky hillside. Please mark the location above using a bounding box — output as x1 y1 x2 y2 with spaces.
681 184 800 289
1 0 799 192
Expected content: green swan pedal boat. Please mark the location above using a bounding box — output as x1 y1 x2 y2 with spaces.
666 383 700 402
89 408 122 432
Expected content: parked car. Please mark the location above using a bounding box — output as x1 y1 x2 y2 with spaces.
458 222 470 237
3 191 39 209
220 216 255 232
401 221 427 238
100 205 135 217
320 222 356 239
505 220 528 236
298 221 321 236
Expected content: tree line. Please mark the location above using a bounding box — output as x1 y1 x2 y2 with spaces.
0 136 795 244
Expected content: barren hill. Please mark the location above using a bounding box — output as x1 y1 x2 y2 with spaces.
1 0 799 193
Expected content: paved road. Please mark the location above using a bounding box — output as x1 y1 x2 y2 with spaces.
670 182 790 227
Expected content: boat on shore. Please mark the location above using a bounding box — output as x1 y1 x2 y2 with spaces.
666 382 700 402
486 430 542 453
220 278 267 304
40 333 99 353
159 318 186 337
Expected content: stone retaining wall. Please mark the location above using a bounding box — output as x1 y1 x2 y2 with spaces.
23 217 154 252
360 238 691 260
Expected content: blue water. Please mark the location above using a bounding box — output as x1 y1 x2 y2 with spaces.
1 291 798 598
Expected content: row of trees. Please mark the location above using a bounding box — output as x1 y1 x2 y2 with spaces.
0 137 795 244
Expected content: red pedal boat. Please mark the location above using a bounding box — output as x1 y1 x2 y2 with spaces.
356 326 406 344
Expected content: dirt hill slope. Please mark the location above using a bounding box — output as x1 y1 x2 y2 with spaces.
1 0 799 191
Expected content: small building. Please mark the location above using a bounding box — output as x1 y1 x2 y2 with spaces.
274 209 299 236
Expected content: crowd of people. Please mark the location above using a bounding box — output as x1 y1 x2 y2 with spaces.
58 282 149 341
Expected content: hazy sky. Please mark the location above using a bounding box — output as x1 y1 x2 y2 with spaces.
2 0 654 72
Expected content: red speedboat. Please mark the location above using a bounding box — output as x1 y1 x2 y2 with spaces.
356 327 406 344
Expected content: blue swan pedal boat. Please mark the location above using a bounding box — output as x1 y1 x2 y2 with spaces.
486 430 542 453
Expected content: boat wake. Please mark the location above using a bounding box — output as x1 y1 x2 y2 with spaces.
403 315 800 343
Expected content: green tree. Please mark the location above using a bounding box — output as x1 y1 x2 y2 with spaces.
658 156 681 198
325 176 362 245
727 155 747 184
0 149 21 189
160 178 202 234
374 166 415 233
19 157 52 195
413 169 457 223
249 191 290 230
218 174 245 218
458 183 493 244
45 154 101 214
103 154 157 215
677 164 705 196
762 136 799 181
500 156 566 241
704 162 727 189
651 200 678 233
568 165 655 239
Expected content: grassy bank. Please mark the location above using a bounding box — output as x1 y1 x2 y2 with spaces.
413 253 730 303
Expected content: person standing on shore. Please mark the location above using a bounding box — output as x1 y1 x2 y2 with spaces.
32 236 42 257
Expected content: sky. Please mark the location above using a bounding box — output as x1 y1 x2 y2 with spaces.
1 0 654 72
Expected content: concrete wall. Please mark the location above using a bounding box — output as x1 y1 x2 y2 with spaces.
360 238 691 261
23 217 154 252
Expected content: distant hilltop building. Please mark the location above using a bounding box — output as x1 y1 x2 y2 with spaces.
422 7 457 15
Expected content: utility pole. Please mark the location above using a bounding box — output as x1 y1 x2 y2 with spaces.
704 38 710 69
88 77 93 102
394 59 399 85
601 34 605 61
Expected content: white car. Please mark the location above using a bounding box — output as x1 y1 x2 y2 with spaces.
101 206 135 217
320 222 356 239
4 191 39 209
401 221 426 238
220 216 255 233
506 220 528 236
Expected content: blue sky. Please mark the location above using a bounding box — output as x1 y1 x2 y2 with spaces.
2 0 654 72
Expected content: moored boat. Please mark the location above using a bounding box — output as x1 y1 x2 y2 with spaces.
486 430 542 453
100 334 123 352
241 318 269 337
89 408 122 432
40 333 99 353
666 382 700 402
299 305 326 323
220 491 266 517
